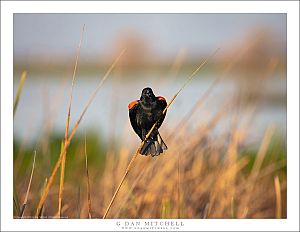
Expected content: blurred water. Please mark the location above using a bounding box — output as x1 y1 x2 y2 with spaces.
13 74 286 146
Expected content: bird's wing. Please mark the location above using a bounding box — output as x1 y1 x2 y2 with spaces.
156 96 167 129
128 100 143 140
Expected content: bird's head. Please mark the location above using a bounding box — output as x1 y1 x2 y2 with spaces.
140 87 156 103
140 87 155 104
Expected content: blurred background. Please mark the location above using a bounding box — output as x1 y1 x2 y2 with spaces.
13 14 286 219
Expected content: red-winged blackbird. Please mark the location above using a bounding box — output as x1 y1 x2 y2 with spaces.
128 87 167 156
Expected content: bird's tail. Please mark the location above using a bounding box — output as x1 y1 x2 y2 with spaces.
140 133 167 157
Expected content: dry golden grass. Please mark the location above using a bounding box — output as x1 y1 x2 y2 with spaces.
13 88 286 219
34 48 126 217
13 71 27 117
58 24 85 218
94 119 286 219
84 134 92 219
19 151 36 218
274 175 282 219
13 37 286 219
102 48 219 218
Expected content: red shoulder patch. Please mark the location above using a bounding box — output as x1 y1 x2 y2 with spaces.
128 100 138 109
157 96 166 102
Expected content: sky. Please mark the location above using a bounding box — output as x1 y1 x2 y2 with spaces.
14 13 286 61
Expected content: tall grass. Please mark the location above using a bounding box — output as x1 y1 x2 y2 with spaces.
13 71 27 116
84 134 92 219
13 43 286 219
13 96 287 219
58 24 85 218
34 49 126 217
102 48 219 219
274 175 282 219
95 120 286 219
13 70 27 217
19 151 36 218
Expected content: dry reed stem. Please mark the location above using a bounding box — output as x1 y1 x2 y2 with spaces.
115 49 187 217
102 48 220 219
34 49 126 217
169 76 221 139
167 48 186 80
274 176 282 218
171 41 255 139
251 125 275 178
84 134 92 219
111 152 151 208
225 129 239 206
29 76 70 178
20 150 36 218
57 141 64 218
240 125 275 218
115 157 157 218
102 150 139 219
177 152 180 218
13 71 27 116
37 178 48 218
58 24 85 218
155 48 186 90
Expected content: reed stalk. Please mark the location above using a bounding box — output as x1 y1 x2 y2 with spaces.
34 49 126 217
85 134 92 219
13 71 27 116
58 24 85 218
19 151 36 218
274 176 282 218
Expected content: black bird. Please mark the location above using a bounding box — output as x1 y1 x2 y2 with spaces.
128 87 167 156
